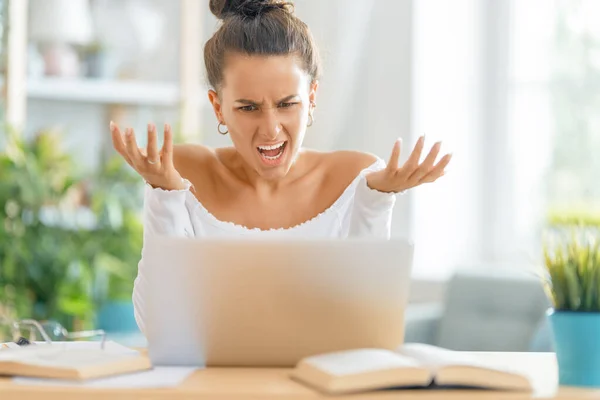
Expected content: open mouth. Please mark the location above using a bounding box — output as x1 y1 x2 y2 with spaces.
257 141 288 162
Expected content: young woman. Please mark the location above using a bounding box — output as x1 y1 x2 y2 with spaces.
109 0 451 333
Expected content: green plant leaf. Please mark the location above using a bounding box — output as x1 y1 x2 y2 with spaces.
543 227 600 311
0 129 143 330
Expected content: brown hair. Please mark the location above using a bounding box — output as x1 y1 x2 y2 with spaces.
205 0 321 91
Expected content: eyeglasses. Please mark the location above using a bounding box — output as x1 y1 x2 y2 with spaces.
0 317 107 350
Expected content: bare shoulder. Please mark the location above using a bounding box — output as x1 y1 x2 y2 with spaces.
321 150 381 178
302 149 381 188
328 150 379 170
172 144 217 181
173 143 214 168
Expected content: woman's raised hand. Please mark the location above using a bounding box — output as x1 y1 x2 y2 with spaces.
110 121 186 191
366 136 452 193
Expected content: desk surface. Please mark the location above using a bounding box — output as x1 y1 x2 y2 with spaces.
1 352 599 400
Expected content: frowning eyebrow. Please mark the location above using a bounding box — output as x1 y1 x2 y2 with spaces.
234 95 300 105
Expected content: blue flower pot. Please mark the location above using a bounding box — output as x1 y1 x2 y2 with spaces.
96 301 139 333
548 309 600 387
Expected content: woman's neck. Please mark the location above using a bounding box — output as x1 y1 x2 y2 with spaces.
223 147 307 197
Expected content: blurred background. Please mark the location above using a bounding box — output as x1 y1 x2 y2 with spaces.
0 0 598 350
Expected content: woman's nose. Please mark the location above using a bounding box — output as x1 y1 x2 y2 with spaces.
261 109 282 140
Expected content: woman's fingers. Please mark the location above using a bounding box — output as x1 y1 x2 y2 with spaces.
124 127 144 165
110 122 126 156
386 138 402 172
403 135 425 174
110 122 135 166
409 141 441 182
422 141 442 169
419 153 452 183
147 123 160 166
162 123 174 167
111 122 184 192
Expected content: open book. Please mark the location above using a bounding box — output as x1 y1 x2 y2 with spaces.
0 341 152 380
290 343 533 395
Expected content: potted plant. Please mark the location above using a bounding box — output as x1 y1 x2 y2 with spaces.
82 154 144 334
0 128 93 329
543 228 600 387
0 128 143 333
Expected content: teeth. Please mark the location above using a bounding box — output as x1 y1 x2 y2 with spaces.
258 142 285 151
263 151 284 160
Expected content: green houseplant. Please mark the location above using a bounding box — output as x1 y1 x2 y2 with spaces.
0 128 143 331
543 229 600 387
0 128 86 328
83 153 143 333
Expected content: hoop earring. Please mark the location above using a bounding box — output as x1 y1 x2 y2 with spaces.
217 123 228 135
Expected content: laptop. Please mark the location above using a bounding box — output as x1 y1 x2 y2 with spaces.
141 236 414 367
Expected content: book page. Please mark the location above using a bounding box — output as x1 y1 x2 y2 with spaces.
398 343 530 377
0 342 142 369
302 349 422 376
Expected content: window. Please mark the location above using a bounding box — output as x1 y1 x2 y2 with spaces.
411 0 600 279
511 0 600 223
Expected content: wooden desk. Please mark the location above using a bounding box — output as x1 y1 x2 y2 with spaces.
1 352 599 399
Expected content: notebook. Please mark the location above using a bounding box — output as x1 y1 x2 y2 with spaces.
290 343 533 395
0 341 152 380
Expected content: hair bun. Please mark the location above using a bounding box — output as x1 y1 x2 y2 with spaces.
209 0 290 20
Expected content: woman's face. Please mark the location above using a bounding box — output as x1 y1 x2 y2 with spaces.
209 54 318 181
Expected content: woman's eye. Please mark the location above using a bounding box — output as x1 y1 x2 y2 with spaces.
278 102 297 108
239 105 257 112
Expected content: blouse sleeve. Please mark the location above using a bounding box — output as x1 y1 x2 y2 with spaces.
348 158 399 239
132 180 195 335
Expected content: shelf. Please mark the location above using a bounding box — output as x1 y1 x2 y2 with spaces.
26 78 181 106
